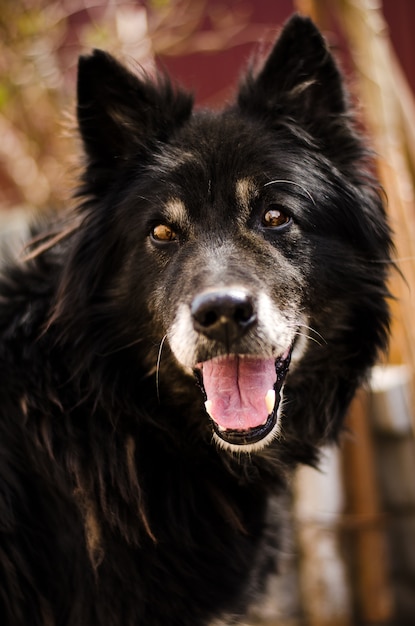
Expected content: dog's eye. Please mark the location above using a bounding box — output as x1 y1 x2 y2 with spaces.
151 224 178 243
262 206 291 229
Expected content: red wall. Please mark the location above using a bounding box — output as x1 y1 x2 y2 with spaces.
158 0 415 106
383 0 415 94
158 0 294 106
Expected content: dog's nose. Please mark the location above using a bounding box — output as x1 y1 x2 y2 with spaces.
191 288 256 344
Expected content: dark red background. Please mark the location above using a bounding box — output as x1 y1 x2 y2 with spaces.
157 0 415 106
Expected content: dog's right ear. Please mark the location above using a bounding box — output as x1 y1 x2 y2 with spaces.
77 50 193 172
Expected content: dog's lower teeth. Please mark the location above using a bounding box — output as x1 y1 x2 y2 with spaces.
265 389 276 415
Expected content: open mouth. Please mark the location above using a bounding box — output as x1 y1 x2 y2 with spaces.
196 347 292 451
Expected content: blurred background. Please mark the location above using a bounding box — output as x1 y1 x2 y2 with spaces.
1 0 415 624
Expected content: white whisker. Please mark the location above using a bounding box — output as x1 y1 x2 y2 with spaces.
263 179 316 206
285 321 327 348
156 335 167 404
295 323 327 345
295 330 323 348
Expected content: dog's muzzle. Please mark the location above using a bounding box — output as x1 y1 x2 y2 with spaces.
191 288 292 452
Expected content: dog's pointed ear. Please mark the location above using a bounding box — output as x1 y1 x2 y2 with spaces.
77 50 193 168
238 15 347 129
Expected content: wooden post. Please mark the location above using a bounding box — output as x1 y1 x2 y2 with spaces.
342 391 394 623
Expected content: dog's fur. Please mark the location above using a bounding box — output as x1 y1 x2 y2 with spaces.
0 14 392 626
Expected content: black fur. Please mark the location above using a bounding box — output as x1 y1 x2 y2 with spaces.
0 15 392 626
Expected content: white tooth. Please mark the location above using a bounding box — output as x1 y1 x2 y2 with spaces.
205 400 214 419
265 389 276 415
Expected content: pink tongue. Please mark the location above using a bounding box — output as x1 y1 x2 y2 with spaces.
202 356 276 430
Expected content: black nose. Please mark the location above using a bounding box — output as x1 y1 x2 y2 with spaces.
191 288 256 344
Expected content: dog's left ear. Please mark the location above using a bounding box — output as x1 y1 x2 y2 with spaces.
238 14 347 129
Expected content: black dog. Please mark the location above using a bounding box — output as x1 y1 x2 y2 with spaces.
0 14 391 626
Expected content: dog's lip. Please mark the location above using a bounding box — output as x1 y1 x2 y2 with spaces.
195 347 292 447
211 413 277 446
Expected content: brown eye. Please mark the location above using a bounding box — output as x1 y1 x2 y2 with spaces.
151 224 178 243
262 207 291 229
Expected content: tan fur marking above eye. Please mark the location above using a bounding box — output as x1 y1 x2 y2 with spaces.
164 198 189 229
235 178 257 219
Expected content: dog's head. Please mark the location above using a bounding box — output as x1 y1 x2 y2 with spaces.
61 15 392 455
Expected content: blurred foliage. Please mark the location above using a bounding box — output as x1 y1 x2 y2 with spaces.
0 0 265 213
